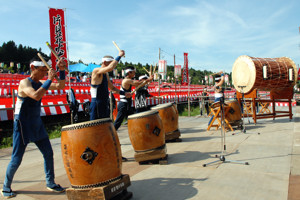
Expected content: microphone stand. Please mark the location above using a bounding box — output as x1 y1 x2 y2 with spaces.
203 90 249 167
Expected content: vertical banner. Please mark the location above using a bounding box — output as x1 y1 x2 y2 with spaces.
113 69 118 77
298 67 300 81
181 53 189 85
49 8 68 70
205 75 208 84
158 60 167 80
174 65 181 77
209 75 213 85
225 74 229 83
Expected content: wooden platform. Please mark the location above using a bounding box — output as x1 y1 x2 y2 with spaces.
165 129 181 142
65 174 132 200
134 146 167 163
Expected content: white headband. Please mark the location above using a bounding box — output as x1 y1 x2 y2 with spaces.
125 68 135 74
30 61 45 67
139 75 148 80
215 77 221 81
102 57 114 63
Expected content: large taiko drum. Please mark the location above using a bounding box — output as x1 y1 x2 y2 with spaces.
232 55 298 93
61 118 122 188
128 110 165 152
151 103 181 140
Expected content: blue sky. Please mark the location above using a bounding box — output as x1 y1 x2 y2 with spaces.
1 0 299 73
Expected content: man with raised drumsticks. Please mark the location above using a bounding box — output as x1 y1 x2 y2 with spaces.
1 57 66 198
113 66 153 131
208 71 225 125
89 50 131 120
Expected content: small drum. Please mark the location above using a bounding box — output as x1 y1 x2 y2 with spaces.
151 103 180 140
61 118 122 188
128 110 165 152
225 100 242 124
232 55 298 93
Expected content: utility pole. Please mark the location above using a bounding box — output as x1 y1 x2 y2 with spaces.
158 48 161 103
174 54 177 104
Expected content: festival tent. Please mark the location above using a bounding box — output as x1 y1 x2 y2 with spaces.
86 63 101 72
69 63 88 72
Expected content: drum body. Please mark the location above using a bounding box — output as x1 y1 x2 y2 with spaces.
151 103 179 135
61 118 122 188
225 100 242 123
128 110 165 152
232 55 297 93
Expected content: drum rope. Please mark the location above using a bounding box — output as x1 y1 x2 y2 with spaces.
134 144 166 153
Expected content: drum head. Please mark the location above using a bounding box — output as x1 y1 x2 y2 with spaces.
128 110 158 119
151 103 173 110
62 118 111 131
232 55 256 93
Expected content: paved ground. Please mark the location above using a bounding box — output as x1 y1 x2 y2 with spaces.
0 106 299 200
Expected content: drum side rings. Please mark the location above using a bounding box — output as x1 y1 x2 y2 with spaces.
134 144 166 153
61 119 112 131
71 175 123 189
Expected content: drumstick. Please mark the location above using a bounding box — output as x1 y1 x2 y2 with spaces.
112 41 125 58
37 53 59 81
143 67 150 75
131 80 147 94
46 42 69 72
150 65 152 76
153 64 157 74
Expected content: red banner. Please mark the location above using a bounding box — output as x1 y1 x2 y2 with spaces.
49 8 68 70
298 67 300 80
181 53 189 85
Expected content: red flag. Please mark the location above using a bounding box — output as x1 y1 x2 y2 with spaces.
181 53 189 85
49 8 68 70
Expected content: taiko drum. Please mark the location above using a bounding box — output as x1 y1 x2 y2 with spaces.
151 103 179 136
225 100 242 124
61 118 122 188
127 110 165 152
232 55 298 93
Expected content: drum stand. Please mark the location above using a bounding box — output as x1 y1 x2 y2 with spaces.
236 86 260 135
203 95 249 167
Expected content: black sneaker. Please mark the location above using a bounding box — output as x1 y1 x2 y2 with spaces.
47 184 65 193
1 189 16 199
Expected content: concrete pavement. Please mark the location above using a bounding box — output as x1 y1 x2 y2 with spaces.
0 106 299 200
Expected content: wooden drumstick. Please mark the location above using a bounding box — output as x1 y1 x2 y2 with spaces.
143 66 150 75
153 63 157 74
37 53 59 81
150 65 152 76
112 41 125 58
46 42 69 72
131 80 147 94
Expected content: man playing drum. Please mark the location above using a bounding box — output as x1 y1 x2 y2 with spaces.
208 71 225 125
113 66 153 131
89 50 132 120
134 75 154 113
2 57 67 198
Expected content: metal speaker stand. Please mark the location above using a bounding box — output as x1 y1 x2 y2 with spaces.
203 95 249 167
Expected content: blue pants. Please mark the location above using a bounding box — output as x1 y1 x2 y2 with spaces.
3 134 55 191
208 97 221 125
89 98 109 120
114 101 130 131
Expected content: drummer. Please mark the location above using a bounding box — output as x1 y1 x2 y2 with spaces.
208 71 225 125
114 67 153 130
2 57 66 198
134 75 154 113
89 50 131 120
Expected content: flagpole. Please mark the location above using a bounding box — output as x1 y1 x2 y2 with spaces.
64 8 71 90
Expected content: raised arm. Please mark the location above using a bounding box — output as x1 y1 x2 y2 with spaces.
93 50 125 75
